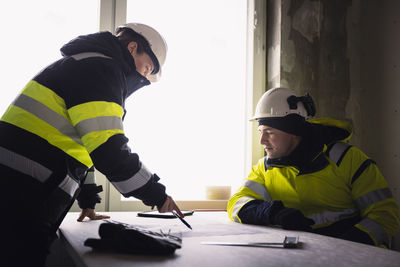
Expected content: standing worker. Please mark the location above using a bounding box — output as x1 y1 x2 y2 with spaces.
0 23 184 266
228 87 399 248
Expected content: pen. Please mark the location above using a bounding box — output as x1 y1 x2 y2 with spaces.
172 210 192 230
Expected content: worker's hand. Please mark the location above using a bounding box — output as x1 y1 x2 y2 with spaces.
157 195 184 217
271 207 314 231
339 226 375 246
77 208 110 222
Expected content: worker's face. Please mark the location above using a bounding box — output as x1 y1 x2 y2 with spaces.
258 125 301 159
128 41 155 80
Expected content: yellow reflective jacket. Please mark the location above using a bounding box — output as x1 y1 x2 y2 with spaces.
228 118 400 248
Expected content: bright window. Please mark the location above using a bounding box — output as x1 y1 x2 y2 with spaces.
0 0 99 115
124 0 248 200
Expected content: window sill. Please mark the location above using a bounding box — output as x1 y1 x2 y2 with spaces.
110 199 228 211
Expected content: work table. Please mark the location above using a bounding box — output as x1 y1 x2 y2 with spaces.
58 211 400 267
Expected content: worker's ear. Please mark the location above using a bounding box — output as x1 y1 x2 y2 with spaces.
127 41 138 55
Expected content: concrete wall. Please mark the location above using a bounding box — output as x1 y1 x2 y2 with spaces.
273 0 400 250
280 0 351 120
358 0 400 250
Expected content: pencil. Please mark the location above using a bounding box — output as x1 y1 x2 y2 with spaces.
172 210 192 230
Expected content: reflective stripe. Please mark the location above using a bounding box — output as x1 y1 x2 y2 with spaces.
243 179 271 201
59 175 80 197
351 159 375 184
75 116 123 137
0 146 52 182
2 104 92 167
307 209 358 225
68 101 124 125
356 188 393 211
71 52 111 61
84 170 96 184
2 83 92 167
328 142 351 165
232 196 254 222
0 146 79 198
12 93 83 145
82 129 125 154
111 164 152 194
68 101 125 154
359 217 389 246
21 80 67 116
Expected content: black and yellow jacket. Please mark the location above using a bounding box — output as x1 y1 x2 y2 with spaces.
227 118 400 248
0 31 167 228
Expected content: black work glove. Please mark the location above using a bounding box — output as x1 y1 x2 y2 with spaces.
339 226 375 246
84 221 182 255
77 184 103 209
270 202 314 231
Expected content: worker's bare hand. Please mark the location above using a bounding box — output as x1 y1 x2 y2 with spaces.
77 208 110 222
158 195 184 217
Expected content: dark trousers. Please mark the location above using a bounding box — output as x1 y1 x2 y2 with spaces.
3 218 55 267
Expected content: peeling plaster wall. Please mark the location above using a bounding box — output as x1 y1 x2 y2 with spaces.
267 0 281 88
280 0 351 121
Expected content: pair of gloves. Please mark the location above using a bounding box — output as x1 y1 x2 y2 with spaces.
84 221 182 255
243 200 375 246
269 201 375 246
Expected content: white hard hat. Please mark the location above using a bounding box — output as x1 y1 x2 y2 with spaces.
251 87 315 121
118 23 167 82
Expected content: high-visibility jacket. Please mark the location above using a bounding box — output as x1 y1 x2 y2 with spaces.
228 118 400 248
0 32 167 230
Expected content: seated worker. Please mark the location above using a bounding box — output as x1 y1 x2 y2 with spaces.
227 87 400 248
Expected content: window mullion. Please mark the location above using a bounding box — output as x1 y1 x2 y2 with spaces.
97 0 128 212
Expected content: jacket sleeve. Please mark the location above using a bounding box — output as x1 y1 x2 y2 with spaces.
343 146 400 247
227 158 274 223
76 166 103 209
90 134 167 208
237 199 285 225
